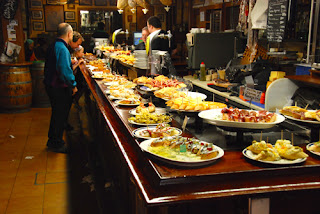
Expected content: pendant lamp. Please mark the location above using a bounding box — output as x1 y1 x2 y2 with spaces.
160 0 172 12
117 0 128 14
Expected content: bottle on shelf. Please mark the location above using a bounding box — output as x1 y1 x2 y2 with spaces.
200 62 206 81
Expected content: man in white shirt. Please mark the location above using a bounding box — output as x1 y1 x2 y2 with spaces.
146 16 170 55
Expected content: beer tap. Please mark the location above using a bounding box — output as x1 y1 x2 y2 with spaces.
157 30 173 48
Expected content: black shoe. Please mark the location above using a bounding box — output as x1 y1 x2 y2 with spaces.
47 145 70 154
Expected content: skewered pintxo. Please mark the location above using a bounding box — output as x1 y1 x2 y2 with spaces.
221 107 277 123
149 136 219 160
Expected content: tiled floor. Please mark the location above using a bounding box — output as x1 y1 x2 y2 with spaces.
0 107 98 214
0 108 68 214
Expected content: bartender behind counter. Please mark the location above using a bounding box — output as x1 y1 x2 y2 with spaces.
146 16 170 54
135 26 150 50
146 16 176 76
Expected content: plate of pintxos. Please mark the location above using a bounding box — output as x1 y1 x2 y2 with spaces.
140 136 224 167
198 107 285 129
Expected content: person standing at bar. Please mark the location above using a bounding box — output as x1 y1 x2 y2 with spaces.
135 26 150 50
146 16 170 54
44 23 77 153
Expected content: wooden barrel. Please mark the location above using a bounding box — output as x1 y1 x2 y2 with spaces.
30 61 50 107
0 63 32 112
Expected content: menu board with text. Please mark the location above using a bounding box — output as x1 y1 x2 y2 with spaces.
267 0 288 42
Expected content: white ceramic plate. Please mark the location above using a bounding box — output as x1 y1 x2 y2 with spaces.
132 126 182 139
306 143 320 156
282 110 320 124
108 95 121 100
128 117 172 126
91 75 104 80
242 148 307 165
140 139 224 167
161 91 207 101
114 100 141 106
103 82 119 87
198 109 285 129
129 108 166 115
139 86 156 92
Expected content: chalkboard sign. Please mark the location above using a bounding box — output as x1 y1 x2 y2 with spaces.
1 0 18 20
267 0 288 42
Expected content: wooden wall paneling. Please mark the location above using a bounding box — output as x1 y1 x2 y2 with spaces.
136 6 154 31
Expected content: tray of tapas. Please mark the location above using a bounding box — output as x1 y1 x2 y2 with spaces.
132 124 182 139
243 139 308 165
198 107 285 129
139 136 224 167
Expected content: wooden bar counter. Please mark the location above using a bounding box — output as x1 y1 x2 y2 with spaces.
79 63 320 214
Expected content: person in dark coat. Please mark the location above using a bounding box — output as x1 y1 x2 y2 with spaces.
146 16 171 54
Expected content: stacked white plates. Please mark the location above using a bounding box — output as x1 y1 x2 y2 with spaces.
133 50 148 68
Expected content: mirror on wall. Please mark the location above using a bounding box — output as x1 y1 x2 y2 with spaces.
80 10 122 34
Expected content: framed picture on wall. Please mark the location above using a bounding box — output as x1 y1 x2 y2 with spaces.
68 22 77 31
109 0 117 6
33 22 44 31
47 0 59 4
32 10 43 20
45 5 64 31
79 0 92 5
65 11 75 20
94 0 108 6
67 4 75 9
30 0 42 8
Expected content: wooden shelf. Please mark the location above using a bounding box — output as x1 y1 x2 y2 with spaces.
286 75 320 86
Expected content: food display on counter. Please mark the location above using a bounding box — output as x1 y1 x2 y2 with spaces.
109 88 140 100
111 53 135 65
101 74 123 82
144 79 187 90
307 141 320 155
139 136 224 166
198 108 285 129
132 123 182 139
244 139 308 164
133 76 152 85
154 87 187 100
221 107 277 123
280 106 320 122
133 75 187 90
128 112 172 125
105 80 136 89
89 59 106 67
92 72 112 79
166 97 227 111
115 98 141 106
136 103 156 114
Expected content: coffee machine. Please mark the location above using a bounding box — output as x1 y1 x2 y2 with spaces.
186 31 246 69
